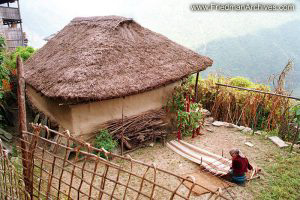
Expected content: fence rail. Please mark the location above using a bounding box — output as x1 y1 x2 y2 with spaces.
216 83 300 101
0 140 30 199
0 124 230 199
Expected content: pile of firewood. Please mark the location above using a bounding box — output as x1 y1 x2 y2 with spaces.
106 108 168 148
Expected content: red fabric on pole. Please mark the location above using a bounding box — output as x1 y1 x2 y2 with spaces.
192 129 195 138
196 127 200 135
177 124 181 140
186 95 190 112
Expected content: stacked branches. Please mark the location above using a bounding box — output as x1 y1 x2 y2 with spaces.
106 109 168 145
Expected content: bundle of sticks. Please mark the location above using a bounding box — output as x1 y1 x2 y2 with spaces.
106 108 168 147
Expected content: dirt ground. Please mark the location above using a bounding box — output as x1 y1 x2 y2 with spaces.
123 125 283 200
30 124 285 200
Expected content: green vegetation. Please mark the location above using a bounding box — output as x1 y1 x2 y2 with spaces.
0 36 10 96
0 37 5 49
189 74 300 199
93 129 117 158
166 77 203 137
0 36 12 127
4 46 35 70
257 154 300 200
0 36 35 127
177 107 203 136
165 74 295 138
244 135 300 200
265 128 279 137
290 104 300 126
11 144 18 157
190 75 295 134
289 104 300 151
229 76 254 88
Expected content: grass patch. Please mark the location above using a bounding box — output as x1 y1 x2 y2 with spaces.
256 153 300 200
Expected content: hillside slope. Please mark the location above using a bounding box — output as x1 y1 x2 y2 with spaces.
197 20 300 96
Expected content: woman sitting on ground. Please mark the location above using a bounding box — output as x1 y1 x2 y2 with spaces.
228 148 253 184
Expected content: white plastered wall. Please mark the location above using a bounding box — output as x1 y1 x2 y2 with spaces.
27 81 180 136
70 82 180 136
26 85 73 132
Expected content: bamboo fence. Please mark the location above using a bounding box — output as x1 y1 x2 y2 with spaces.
0 123 230 200
0 141 29 199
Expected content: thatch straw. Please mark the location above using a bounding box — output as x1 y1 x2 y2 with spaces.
24 16 213 104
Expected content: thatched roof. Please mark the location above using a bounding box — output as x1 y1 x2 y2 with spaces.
25 16 213 103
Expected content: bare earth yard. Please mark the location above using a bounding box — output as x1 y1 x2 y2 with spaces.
123 125 295 200
36 124 298 199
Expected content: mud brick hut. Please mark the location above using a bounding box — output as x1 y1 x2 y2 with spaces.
24 16 212 141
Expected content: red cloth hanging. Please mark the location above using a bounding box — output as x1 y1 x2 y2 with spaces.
196 127 200 135
186 95 190 112
177 113 182 140
177 124 182 140
192 129 195 138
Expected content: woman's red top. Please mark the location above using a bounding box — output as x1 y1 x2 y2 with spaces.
232 156 253 176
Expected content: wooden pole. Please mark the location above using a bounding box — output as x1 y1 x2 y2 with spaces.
194 72 199 102
216 83 300 101
121 97 124 156
16 55 32 199
17 55 27 146
17 0 25 47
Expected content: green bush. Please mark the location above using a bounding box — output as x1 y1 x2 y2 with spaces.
229 76 253 88
4 46 35 69
93 129 117 159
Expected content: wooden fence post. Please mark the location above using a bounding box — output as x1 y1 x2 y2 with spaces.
121 96 125 156
194 72 199 102
16 55 33 199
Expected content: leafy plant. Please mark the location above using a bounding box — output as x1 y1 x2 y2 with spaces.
93 129 117 159
290 104 300 125
166 79 204 137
